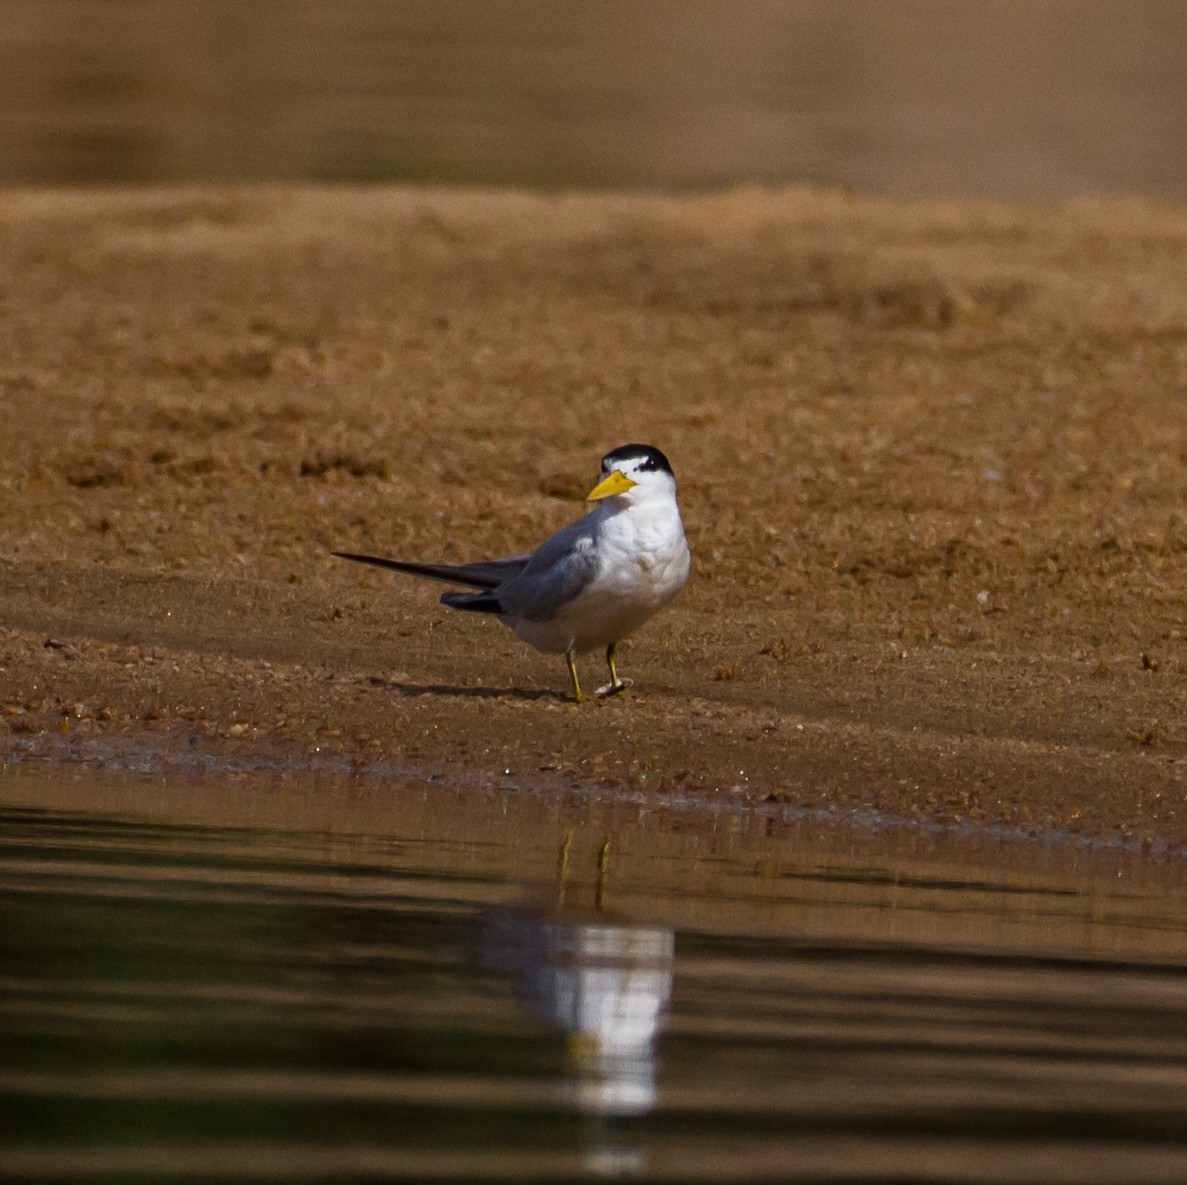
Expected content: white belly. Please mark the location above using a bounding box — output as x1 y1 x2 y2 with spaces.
510 522 690 655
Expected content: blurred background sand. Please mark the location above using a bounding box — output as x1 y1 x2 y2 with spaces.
2 0 1186 198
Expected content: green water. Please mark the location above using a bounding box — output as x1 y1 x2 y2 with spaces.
2 763 1187 1182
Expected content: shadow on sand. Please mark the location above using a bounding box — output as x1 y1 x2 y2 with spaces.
365 676 565 703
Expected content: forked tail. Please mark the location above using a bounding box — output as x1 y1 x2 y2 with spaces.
332 551 528 590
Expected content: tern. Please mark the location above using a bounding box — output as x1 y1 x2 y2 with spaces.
334 444 690 701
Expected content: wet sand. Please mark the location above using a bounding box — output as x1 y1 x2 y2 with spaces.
3 186 1187 849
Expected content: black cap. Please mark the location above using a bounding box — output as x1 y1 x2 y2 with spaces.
600 443 673 476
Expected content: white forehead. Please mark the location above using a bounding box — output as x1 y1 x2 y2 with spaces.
598 445 675 485
604 454 648 475
602 450 666 475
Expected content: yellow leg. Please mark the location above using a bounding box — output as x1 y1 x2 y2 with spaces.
602 642 628 695
557 828 573 908
595 836 611 911
566 648 595 703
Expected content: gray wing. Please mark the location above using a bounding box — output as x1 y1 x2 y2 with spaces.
496 515 601 622
333 552 532 589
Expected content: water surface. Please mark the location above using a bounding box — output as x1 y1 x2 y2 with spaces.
3 762 1187 1182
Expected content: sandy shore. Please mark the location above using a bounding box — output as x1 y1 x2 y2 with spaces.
3 186 1187 848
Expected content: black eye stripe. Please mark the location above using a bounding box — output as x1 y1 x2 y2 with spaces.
603 459 656 473
599 443 673 476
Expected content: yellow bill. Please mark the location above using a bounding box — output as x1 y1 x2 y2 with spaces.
587 470 637 500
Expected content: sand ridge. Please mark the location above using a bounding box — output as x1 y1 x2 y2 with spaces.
2 186 1187 848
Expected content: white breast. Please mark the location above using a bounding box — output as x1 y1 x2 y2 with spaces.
513 497 690 655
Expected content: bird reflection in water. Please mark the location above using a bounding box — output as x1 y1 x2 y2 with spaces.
481 832 675 1175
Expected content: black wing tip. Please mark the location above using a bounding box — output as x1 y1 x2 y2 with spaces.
441 590 503 614
600 443 673 475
